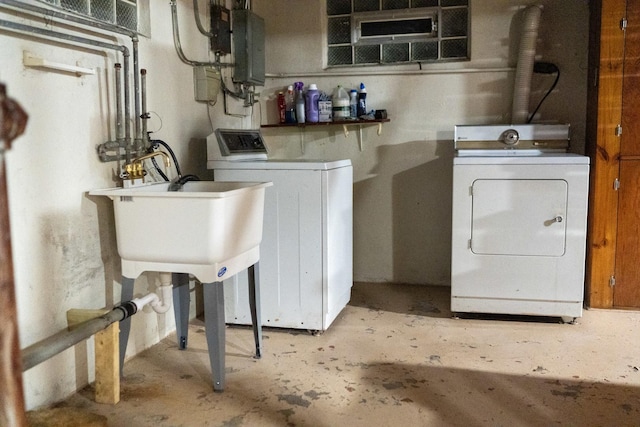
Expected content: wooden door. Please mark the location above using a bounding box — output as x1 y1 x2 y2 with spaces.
613 0 640 307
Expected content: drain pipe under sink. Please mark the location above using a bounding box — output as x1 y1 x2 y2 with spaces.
22 273 173 371
131 272 173 314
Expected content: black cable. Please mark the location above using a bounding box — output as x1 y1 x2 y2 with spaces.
149 138 182 177
528 62 560 123
150 157 170 181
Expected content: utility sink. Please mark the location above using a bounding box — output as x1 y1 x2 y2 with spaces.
90 181 272 283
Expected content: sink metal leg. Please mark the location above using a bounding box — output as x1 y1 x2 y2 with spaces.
172 273 190 350
248 263 262 358
119 276 135 375
203 282 225 392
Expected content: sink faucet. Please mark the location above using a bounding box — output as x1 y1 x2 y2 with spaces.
122 151 171 186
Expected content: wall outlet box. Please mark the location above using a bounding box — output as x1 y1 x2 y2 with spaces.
193 66 221 103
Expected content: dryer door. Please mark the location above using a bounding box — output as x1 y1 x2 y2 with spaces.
470 179 568 256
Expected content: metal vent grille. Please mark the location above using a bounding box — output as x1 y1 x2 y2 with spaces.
326 0 469 67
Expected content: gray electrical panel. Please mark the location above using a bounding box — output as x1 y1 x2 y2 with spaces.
210 4 231 54
232 10 265 86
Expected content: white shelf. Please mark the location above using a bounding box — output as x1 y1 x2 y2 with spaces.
23 51 95 76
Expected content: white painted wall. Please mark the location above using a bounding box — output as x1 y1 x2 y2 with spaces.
254 0 589 285
0 0 588 409
0 0 252 410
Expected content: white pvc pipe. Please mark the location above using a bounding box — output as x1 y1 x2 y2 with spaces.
511 5 543 124
131 273 173 314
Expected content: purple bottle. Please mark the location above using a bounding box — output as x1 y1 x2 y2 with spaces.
305 84 320 123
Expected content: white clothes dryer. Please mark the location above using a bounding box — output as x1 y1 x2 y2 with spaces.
450 125 590 322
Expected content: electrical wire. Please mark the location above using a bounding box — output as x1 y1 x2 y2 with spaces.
150 157 170 181
528 63 560 123
149 139 182 177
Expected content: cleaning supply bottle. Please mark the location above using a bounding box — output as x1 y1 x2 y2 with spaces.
349 89 358 120
285 85 296 123
305 84 320 123
277 91 286 124
295 82 305 124
332 85 350 121
357 82 367 117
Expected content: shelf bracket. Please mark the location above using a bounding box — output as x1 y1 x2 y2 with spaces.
23 51 95 76
299 129 305 154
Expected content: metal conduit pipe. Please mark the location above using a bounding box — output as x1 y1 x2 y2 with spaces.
0 0 136 37
141 68 148 138
169 0 233 68
121 48 132 163
115 63 123 143
21 302 138 372
170 0 211 67
0 0 143 152
193 0 213 37
0 18 135 162
132 36 142 145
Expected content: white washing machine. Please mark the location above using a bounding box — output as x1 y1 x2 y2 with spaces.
206 129 353 332
451 124 590 322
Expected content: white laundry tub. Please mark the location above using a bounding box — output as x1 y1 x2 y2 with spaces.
90 181 271 282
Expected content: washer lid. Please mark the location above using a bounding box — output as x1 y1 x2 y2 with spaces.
208 158 352 170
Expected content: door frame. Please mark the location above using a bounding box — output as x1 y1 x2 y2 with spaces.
585 0 626 308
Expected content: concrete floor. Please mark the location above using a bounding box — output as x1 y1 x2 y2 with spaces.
35 282 640 426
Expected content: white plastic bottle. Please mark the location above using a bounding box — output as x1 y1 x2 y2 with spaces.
349 89 358 120
357 82 367 117
332 85 350 121
295 82 305 124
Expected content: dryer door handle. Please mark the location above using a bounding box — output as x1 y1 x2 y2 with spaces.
544 215 564 226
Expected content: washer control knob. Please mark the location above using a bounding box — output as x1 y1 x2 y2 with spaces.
501 129 520 145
